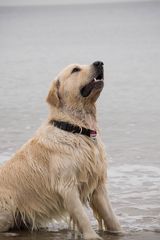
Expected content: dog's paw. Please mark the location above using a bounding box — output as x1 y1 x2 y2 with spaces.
106 229 125 235
84 231 102 239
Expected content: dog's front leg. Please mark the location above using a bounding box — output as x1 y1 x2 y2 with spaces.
64 189 102 240
90 186 122 234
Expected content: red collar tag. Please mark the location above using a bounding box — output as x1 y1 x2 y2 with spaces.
90 130 97 140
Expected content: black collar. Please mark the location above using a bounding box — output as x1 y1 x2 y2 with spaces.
50 120 97 140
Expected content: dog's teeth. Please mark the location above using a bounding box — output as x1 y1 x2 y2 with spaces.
94 78 103 82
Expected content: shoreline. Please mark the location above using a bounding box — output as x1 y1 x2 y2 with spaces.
0 230 160 240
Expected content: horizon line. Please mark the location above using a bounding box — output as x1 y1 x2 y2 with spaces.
0 0 157 7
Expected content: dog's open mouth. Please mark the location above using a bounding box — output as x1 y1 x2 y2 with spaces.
80 71 104 97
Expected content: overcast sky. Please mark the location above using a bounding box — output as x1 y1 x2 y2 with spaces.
0 0 156 6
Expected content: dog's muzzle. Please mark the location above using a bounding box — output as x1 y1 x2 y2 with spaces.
80 61 104 98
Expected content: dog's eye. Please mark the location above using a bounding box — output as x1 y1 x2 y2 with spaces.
71 67 81 74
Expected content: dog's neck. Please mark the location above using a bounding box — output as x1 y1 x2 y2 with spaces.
84 112 97 130
48 104 98 130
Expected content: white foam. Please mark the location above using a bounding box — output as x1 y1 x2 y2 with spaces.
108 164 160 232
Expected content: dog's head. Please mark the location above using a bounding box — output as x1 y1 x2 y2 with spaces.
47 61 104 109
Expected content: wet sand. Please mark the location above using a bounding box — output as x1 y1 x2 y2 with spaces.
0 230 160 240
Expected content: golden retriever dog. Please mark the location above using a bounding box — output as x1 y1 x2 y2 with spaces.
0 61 122 239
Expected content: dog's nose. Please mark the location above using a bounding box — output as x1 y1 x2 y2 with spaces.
93 61 104 68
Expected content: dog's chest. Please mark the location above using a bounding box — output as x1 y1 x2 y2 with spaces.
76 137 107 198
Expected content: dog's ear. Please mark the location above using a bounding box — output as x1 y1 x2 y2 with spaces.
46 79 60 108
